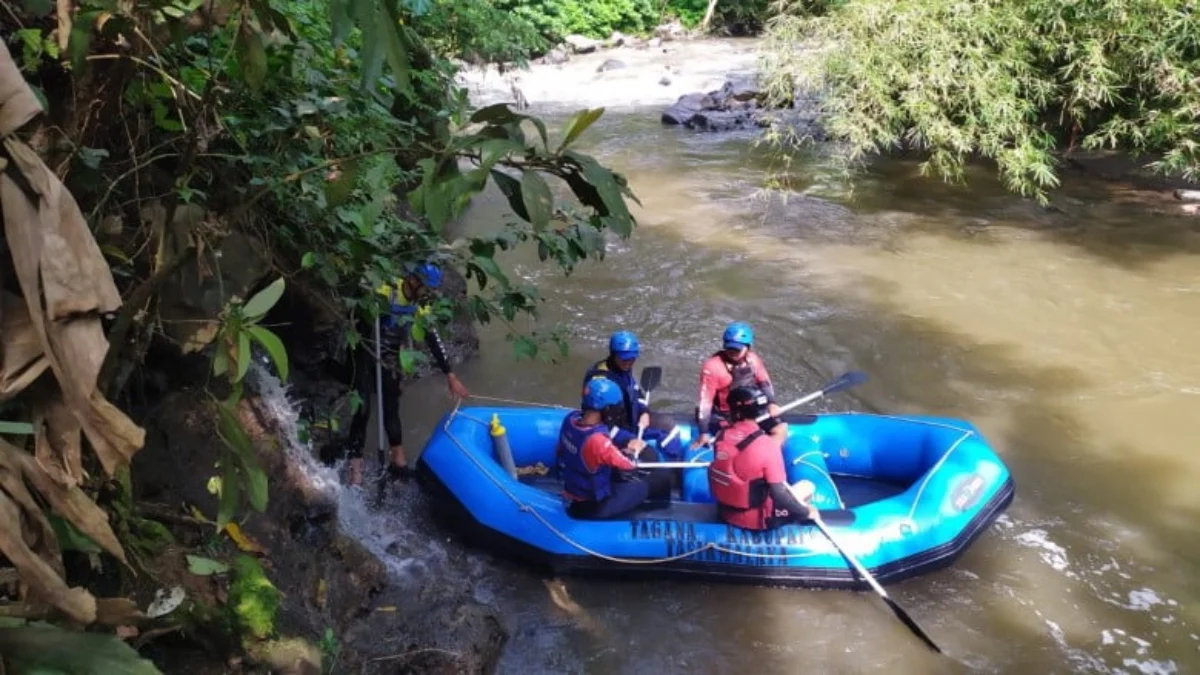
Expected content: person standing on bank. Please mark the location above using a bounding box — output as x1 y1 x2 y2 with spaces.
693 321 787 449
582 330 684 460
557 378 673 520
341 262 470 487
708 386 817 530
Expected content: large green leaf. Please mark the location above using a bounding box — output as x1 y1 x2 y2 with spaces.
470 103 520 125
238 454 269 512
489 169 530 221
558 108 605 152
217 463 241 529
48 514 102 554
475 138 526 168
246 326 289 381
243 277 285 320
471 255 510 290
380 7 412 94
235 331 252 383
186 554 230 576
520 170 554 232
0 625 163 674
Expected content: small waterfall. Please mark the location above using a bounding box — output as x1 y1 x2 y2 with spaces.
246 364 452 585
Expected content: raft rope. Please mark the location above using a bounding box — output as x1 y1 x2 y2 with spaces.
440 402 830 564
467 393 572 409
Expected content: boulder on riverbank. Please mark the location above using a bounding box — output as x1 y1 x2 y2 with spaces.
661 74 828 139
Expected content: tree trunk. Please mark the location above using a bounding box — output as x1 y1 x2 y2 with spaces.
699 0 719 33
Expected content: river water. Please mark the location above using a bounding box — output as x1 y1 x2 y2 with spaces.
307 39 1199 674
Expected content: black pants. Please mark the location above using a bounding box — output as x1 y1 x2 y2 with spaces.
343 340 404 460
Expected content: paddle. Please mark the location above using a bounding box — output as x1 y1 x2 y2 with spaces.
372 316 388 506
755 370 869 422
636 366 663 440
811 512 943 653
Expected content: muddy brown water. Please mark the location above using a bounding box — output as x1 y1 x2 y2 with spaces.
343 40 1200 674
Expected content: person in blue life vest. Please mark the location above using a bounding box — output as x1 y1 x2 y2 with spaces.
339 262 470 487
557 378 673 520
582 330 684 460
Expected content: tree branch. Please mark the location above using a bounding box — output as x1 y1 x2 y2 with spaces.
97 245 197 398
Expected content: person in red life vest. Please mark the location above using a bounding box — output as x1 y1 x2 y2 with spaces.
707 386 817 530
557 378 673 520
693 321 787 449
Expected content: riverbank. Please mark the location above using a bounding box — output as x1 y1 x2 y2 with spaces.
459 36 1199 217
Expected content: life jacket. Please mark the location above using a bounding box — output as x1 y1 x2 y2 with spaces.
708 426 768 509
376 280 432 347
709 350 759 415
583 358 639 430
556 411 614 502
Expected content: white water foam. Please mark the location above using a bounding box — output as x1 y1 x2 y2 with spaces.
998 515 1193 675
248 365 451 583
1013 528 1076 578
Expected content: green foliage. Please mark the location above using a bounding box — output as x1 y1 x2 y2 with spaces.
762 0 1200 203
0 623 163 675
318 627 341 675
493 0 659 40
228 555 281 641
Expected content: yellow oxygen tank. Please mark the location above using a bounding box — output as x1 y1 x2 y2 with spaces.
490 413 518 479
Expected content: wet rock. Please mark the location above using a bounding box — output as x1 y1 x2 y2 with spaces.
1175 189 1200 202
661 72 827 138
607 31 628 47
720 75 759 103
540 46 569 65
597 59 627 73
661 92 714 125
563 34 602 54
686 110 755 132
659 76 672 86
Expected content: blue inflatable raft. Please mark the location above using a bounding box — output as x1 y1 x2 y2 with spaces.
417 406 1014 588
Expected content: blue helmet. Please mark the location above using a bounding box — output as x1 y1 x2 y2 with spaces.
413 262 443 289
608 330 640 360
581 378 623 411
722 321 754 349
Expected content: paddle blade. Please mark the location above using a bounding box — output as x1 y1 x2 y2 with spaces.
639 366 663 393
883 596 943 654
823 370 868 396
